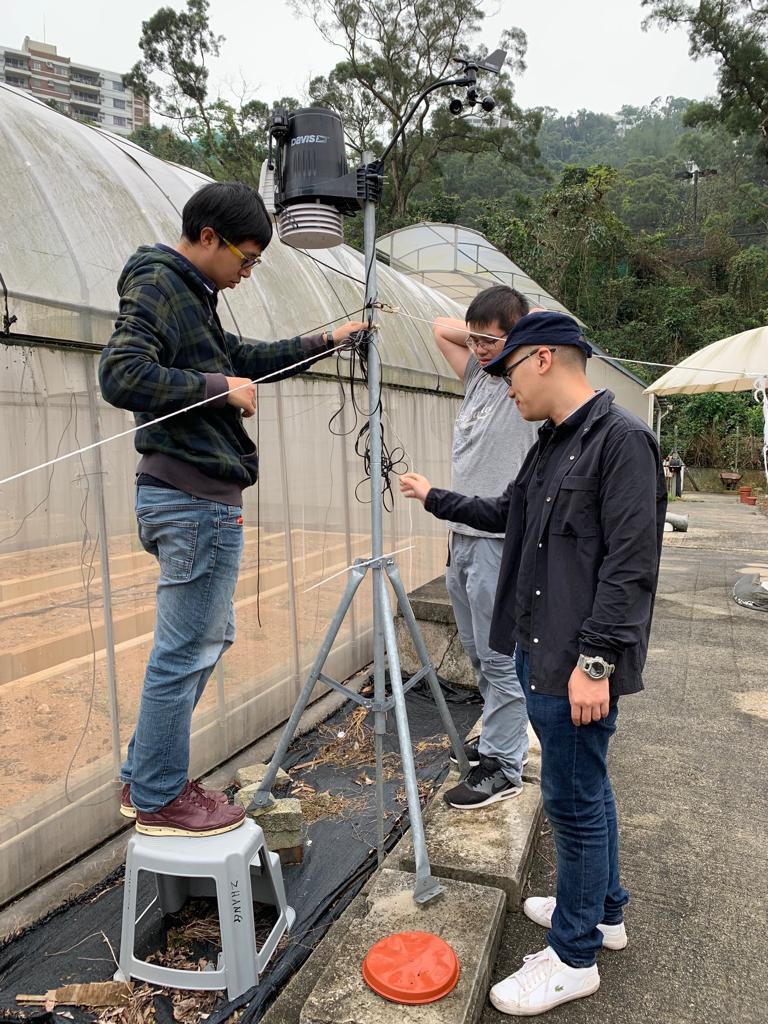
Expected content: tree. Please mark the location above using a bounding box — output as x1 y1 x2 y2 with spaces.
293 0 541 221
642 1 768 154
125 0 296 183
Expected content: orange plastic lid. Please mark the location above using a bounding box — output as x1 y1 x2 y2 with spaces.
362 930 460 1004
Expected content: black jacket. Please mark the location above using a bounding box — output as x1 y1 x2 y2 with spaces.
426 391 667 696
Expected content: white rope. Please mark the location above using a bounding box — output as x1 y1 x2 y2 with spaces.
302 544 415 593
0 342 353 489
375 303 759 381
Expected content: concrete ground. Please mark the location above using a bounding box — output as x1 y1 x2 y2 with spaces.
481 494 768 1024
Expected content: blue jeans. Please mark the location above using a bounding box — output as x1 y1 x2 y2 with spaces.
446 534 528 784
121 486 244 812
516 648 629 967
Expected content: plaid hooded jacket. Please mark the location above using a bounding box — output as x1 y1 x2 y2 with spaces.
99 245 330 489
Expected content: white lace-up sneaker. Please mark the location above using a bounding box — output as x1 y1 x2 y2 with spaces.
489 946 600 1015
523 896 628 950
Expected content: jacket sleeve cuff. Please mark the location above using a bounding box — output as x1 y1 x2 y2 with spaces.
204 372 229 408
301 333 332 358
424 488 443 515
578 643 619 665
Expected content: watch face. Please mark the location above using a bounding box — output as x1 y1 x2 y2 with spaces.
588 665 604 679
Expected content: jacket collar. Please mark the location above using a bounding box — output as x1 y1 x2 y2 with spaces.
155 244 218 301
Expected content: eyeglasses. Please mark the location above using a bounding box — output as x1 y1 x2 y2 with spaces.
217 233 262 269
501 347 557 387
466 332 506 352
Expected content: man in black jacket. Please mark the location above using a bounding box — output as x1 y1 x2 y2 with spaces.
400 311 666 1016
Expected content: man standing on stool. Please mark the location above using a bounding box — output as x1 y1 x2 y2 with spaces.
100 182 366 838
432 286 538 809
400 311 666 1015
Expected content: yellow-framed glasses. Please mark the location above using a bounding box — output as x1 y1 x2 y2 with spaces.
217 233 262 269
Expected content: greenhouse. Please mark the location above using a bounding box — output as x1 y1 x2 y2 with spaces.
0 83 469 905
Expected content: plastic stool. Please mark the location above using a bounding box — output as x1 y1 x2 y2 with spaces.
116 818 296 1000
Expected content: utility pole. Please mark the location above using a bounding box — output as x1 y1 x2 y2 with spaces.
675 160 718 230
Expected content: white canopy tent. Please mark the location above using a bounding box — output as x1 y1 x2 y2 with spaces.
645 325 768 482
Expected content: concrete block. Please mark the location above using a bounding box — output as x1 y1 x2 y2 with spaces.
299 868 505 1024
407 576 459 624
234 762 292 794
265 829 303 851
397 775 542 907
395 615 477 690
235 793 303 834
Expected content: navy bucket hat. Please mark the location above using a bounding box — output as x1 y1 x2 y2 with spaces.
484 311 592 376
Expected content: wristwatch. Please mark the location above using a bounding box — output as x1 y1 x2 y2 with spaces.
577 654 615 680
323 329 334 345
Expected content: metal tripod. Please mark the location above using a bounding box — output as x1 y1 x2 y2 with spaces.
249 155 470 904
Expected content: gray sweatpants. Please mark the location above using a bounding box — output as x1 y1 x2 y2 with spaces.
446 532 528 785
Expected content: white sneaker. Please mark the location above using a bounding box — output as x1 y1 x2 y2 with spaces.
490 946 600 1015
523 896 628 950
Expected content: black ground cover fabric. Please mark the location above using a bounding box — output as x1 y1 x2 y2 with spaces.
0 679 479 1024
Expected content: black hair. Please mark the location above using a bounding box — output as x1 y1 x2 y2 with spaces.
181 181 273 249
556 345 588 372
465 285 530 333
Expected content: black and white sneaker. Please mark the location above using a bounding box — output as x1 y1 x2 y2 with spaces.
450 739 529 771
443 755 523 809
449 738 480 767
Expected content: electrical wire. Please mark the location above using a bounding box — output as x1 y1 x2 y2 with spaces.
0 332 362 490
63 395 101 805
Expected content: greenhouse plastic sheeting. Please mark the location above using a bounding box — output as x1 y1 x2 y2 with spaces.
0 82 471 904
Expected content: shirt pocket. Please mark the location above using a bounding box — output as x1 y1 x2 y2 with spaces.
550 475 599 538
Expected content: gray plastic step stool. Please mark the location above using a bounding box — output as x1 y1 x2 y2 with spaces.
115 818 296 1000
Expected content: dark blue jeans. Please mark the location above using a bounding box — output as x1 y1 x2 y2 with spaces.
122 487 244 812
516 648 629 967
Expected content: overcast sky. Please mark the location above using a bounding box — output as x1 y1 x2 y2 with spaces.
4 0 718 116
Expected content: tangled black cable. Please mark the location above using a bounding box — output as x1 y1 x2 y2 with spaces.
0 266 18 337
325 329 408 511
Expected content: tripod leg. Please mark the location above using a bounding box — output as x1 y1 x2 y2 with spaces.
386 561 470 777
377 572 444 905
248 563 367 810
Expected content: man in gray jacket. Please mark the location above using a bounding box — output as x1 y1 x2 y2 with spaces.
433 286 538 809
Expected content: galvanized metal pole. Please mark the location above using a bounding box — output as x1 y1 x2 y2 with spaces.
361 153 389 864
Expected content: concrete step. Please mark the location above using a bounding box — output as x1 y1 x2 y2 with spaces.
393 573 477 691
298 868 505 1024
393 776 542 907
387 718 542 906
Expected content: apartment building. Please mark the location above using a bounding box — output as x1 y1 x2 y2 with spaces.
0 36 149 136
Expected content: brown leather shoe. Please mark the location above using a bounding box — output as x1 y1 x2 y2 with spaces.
136 781 245 837
120 783 136 819
120 779 228 820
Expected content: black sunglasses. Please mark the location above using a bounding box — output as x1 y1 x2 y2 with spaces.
501 347 557 387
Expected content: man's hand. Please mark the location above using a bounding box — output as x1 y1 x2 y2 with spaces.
225 376 256 417
567 666 610 726
399 472 433 505
331 321 370 343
